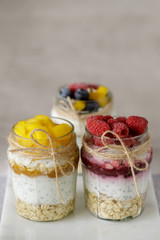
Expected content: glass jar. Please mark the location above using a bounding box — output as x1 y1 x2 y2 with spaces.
81 128 152 221
7 117 79 221
51 84 114 174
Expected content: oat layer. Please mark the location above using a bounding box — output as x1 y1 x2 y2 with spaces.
15 197 75 221
85 189 145 220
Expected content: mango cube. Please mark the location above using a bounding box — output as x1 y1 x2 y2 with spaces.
14 121 26 138
73 101 86 111
89 86 108 100
52 124 72 138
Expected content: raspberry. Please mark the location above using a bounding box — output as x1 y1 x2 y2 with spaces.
112 122 129 138
107 118 118 127
69 83 87 93
102 115 113 122
126 116 148 135
87 115 104 125
87 84 99 89
74 89 89 100
123 135 137 148
94 136 114 146
87 120 110 137
116 116 127 124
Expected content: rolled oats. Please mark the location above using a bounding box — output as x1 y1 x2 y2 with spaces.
85 189 145 220
15 197 75 221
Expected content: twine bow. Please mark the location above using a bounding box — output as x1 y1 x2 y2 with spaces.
9 129 76 203
58 97 84 139
82 130 151 198
55 96 113 139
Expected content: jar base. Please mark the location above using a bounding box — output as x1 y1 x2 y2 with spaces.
15 197 75 222
85 189 145 221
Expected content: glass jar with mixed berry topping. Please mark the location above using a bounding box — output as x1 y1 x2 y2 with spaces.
7 115 79 221
81 115 152 221
51 83 114 140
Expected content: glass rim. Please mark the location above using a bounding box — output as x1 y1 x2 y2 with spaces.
12 117 74 141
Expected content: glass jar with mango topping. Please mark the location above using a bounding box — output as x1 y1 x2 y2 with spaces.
7 115 79 221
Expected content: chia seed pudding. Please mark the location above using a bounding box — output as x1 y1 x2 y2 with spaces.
7 115 79 221
81 115 152 220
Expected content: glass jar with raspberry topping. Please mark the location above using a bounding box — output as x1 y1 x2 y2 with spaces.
81 115 152 220
7 116 79 221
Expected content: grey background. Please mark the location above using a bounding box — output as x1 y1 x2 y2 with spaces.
0 0 160 218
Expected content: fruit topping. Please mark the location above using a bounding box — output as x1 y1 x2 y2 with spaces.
87 84 99 89
59 83 111 113
73 101 86 111
59 87 72 98
87 119 110 137
116 116 127 123
84 101 99 112
126 116 148 135
69 83 88 93
107 118 118 126
102 115 113 122
74 89 89 100
51 123 72 138
112 122 129 138
86 115 148 148
14 115 72 147
87 115 105 125
89 86 108 100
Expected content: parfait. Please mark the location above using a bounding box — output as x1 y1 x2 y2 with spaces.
7 115 79 221
81 115 152 220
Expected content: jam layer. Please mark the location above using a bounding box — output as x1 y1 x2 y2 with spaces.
81 148 152 178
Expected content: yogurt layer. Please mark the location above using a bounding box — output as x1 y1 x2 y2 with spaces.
8 148 55 169
83 167 150 201
12 170 77 205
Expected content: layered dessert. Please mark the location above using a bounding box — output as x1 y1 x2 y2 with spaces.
8 115 79 221
81 115 152 220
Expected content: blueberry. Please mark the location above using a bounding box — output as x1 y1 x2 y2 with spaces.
74 89 89 100
59 87 72 98
84 101 100 112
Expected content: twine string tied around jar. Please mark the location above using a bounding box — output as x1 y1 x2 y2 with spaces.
55 96 113 139
8 129 76 203
82 130 151 198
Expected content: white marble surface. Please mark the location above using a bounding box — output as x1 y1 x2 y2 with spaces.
0 175 160 240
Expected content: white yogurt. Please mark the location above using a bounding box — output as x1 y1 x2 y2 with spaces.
9 148 77 205
8 148 56 169
83 167 150 201
12 170 77 205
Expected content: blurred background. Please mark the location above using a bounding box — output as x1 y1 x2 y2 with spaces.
0 0 160 179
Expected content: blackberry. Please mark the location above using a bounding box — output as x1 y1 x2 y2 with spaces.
74 89 89 100
59 87 72 98
84 101 100 112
